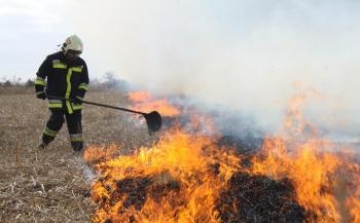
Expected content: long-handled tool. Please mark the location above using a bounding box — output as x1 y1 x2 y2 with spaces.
46 95 162 133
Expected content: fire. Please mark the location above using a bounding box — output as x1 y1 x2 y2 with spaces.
127 91 151 102
127 91 180 117
86 128 241 223
250 137 342 222
249 90 360 223
132 99 180 117
85 89 360 223
344 163 360 223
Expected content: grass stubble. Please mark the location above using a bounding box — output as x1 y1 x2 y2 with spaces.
0 90 156 223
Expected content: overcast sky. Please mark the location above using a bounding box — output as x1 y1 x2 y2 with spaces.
1 0 360 135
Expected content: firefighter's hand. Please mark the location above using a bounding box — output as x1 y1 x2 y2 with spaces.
72 96 82 104
36 92 46 100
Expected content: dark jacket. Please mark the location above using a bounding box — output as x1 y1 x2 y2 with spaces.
35 51 89 113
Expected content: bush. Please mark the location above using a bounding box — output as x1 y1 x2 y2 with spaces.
3 80 12 87
24 79 35 87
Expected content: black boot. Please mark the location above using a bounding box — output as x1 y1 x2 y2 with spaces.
71 141 83 152
37 142 47 149
37 135 53 149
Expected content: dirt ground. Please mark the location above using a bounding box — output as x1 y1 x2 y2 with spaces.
0 90 155 223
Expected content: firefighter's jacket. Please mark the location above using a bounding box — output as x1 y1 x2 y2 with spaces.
35 51 89 114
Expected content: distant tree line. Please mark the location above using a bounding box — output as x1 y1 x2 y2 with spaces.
0 72 132 92
0 77 35 87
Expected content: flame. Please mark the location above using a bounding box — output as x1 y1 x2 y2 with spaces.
250 137 342 222
248 89 360 223
86 128 241 223
342 159 360 223
127 91 180 117
85 89 360 222
127 91 151 102
132 99 180 117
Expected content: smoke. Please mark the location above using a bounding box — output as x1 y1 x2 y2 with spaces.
65 0 360 141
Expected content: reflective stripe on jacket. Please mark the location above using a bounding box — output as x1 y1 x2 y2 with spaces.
35 51 89 114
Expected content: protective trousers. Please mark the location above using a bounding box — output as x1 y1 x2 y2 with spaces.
41 109 83 151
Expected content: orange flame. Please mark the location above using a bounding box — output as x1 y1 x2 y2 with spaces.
86 128 241 223
250 137 342 222
127 91 180 117
85 88 360 222
127 91 151 102
131 99 180 117
249 88 360 223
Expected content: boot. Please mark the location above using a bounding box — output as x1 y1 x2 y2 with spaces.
71 141 83 152
37 142 47 149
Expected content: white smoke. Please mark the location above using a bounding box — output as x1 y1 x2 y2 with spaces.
64 0 360 142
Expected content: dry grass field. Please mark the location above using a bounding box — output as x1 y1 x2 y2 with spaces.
0 89 156 222
2 87 360 223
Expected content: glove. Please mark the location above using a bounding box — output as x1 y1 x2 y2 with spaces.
72 96 82 104
36 92 46 100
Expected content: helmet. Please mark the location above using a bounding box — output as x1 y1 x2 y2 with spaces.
62 35 83 53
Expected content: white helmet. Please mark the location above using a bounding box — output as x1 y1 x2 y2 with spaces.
62 35 83 53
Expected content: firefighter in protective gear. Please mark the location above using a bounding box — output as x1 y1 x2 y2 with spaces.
35 35 89 151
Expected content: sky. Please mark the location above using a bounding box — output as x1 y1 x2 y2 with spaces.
1 0 360 138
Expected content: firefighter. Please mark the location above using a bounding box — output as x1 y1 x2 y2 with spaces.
35 35 89 152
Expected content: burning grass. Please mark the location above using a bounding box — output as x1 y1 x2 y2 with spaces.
2 89 360 223
84 130 306 223
85 128 241 223
82 90 360 223
84 127 360 223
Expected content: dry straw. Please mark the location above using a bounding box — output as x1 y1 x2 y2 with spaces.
0 90 154 223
